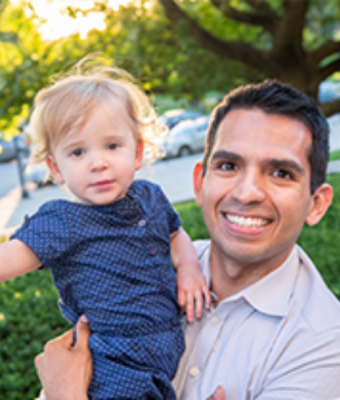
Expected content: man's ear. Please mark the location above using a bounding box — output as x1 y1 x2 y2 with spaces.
135 142 144 171
193 161 204 206
46 155 65 184
305 183 333 226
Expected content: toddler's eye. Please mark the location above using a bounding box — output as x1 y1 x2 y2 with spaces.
71 149 84 157
107 143 119 150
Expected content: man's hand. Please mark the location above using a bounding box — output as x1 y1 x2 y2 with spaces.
35 316 92 400
206 385 226 400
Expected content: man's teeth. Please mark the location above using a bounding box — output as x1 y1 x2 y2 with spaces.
226 214 269 228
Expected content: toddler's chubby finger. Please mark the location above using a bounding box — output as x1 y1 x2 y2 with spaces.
203 285 212 310
186 292 195 323
177 289 186 310
195 290 203 319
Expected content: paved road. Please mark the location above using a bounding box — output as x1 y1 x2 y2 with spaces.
329 114 340 150
0 161 23 198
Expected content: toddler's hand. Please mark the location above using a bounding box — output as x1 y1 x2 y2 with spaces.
177 262 211 323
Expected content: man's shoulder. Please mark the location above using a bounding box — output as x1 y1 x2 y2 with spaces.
193 239 210 259
296 246 340 334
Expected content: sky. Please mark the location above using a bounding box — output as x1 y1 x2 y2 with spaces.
11 0 137 40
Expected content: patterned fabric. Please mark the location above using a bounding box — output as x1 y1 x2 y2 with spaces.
12 180 185 400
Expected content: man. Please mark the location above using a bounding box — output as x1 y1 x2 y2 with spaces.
35 80 340 399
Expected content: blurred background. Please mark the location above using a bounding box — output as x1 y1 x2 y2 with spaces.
1 1 340 398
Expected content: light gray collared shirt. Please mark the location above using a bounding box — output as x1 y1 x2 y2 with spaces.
173 241 340 400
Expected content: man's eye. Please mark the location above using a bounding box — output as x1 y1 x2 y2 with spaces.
71 149 84 157
273 169 292 179
107 143 119 150
219 162 236 171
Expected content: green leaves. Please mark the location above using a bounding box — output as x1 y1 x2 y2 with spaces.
0 270 69 399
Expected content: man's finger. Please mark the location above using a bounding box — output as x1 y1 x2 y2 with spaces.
206 385 226 400
45 328 75 352
74 315 91 350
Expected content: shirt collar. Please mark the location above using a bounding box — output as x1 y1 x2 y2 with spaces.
202 244 300 318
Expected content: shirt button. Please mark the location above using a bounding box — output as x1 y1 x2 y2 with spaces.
150 250 155 255
211 315 220 325
139 220 146 227
189 367 200 378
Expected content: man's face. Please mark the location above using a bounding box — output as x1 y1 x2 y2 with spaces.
194 108 332 277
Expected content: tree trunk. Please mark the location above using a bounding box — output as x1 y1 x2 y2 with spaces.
159 0 340 117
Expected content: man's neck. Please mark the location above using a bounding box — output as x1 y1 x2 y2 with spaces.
209 244 295 303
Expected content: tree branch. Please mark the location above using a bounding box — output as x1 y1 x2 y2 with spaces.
211 0 278 34
158 0 277 75
319 98 340 118
244 0 278 17
318 58 340 82
273 0 309 52
0 31 18 43
310 40 340 64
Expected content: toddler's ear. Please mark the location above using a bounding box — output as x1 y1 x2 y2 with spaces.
135 143 144 171
46 155 65 184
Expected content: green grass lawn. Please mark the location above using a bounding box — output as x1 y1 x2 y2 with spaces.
1 173 340 399
330 149 340 161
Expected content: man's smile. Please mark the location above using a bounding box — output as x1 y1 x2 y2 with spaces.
224 213 271 228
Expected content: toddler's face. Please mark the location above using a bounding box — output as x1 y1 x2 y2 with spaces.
46 99 143 205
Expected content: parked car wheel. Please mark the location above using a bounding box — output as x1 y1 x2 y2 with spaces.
178 146 192 157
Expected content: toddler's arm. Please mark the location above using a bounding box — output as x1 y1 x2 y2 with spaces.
171 228 211 323
0 239 41 282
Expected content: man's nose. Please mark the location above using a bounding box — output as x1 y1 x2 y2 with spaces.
231 169 266 204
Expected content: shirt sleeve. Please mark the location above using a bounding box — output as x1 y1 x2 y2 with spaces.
153 184 181 234
256 328 340 400
10 201 74 269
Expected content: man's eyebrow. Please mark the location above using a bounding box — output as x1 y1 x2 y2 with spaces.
210 150 243 163
210 151 306 176
265 159 305 176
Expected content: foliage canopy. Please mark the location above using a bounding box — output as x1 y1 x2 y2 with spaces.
1 0 340 134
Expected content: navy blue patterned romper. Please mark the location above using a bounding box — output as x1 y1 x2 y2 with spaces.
12 180 185 399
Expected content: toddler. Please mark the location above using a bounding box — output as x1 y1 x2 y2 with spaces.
0 65 210 399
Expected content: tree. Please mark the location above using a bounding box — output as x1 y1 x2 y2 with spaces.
0 1 101 134
0 0 19 45
159 0 340 116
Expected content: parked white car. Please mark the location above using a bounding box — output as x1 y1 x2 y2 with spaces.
161 115 211 158
158 109 203 129
24 161 55 187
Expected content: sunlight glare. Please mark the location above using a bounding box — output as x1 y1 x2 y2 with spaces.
18 0 137 41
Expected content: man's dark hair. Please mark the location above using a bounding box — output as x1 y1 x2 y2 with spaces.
202 80 329 194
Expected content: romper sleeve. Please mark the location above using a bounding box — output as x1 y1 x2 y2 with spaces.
10 200 74 269
153 183 181 234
